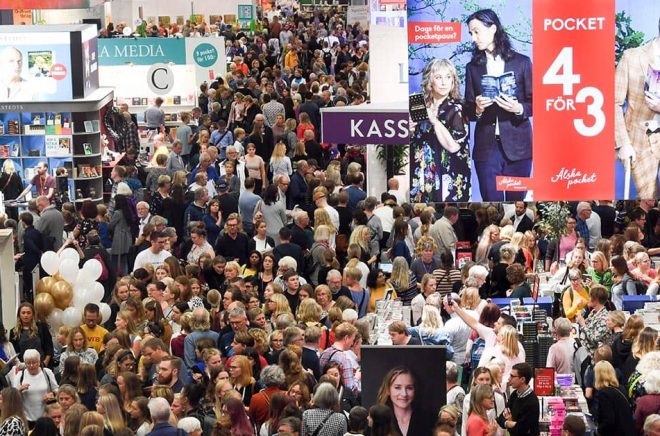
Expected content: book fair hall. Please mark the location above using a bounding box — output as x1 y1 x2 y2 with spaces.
0 0 660 435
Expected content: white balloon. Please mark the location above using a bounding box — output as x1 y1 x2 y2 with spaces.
62 306 82 327
72 286 92 308
76 268 95 285
82 259 103 282
99 303 112 324
59 258 79 284
123 26 133 36
59 247 80 263
47 308 63 329
89 282 105 303
40 251 60 276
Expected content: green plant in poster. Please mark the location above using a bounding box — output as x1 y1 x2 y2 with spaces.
615 11 645 64
376 144 409 176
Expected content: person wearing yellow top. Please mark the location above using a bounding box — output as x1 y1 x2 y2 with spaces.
80 303 109 353
367 269 398 312
562 269 590 322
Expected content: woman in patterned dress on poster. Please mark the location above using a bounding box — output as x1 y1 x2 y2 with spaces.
410 58 470 203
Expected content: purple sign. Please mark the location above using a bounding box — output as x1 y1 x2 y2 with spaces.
321 109 409 145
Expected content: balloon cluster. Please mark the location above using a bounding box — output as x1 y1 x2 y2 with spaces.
36 250 111 330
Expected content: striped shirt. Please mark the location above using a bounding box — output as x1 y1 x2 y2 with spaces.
432 268 462 296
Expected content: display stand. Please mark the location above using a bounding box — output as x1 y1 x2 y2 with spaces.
0 88 114 205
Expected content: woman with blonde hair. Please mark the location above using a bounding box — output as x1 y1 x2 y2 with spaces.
611 313 644 368
588 250 613 293
348 225 372 264
228 355 257 407
114 310 142 356
413 209 435 242
58 327 98 375
389 256 419 305
479 325 524 390
267 293 293 322
407 305 452 348
269 141 292 179
95 394 126 432
314 209 337 249
466 384 498 436
593 361 635 435
623 327 659 381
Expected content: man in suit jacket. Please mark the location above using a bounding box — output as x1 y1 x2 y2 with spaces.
430 206 459 255
289 160 309 211
34 195 63 251
465 50 533 201
511 201 534 234
615 31 660 198
19 212 43 301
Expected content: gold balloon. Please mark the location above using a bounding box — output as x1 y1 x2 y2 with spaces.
34 292 55 320
53 273 63 282
51 280 73 310
36 277 57 295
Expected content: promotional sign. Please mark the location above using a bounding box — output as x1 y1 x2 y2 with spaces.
361 346 446 427
12 9 32 25
0 31 74 102
406 0 656 201
347 6 370 30
321 106 408 145
4 0 103 7
534 368 556 396
98 38 227 101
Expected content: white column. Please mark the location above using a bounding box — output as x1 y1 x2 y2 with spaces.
0 229 17 329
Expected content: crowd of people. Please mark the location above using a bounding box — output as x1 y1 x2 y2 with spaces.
1 3 660 436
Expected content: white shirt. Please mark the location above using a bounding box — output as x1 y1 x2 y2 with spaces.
586 211 602 251
138 213 152 236
444 310 478 365
324 205 340 231
133 249 172 271
374 205 394 233
388 189 406 205
10 367 59 421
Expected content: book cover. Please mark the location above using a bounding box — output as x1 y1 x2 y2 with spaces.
481 71 517 99
132 97 141 106
173 95 181 105
409 93 428 122
141 98 148 106
646 66 660 99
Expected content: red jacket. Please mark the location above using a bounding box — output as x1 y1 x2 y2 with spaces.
249 386 285 428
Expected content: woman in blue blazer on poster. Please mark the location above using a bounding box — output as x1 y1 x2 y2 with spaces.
464 9 533 201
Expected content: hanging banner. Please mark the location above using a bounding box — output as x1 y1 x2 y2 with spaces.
321 106 408 145
406 0 655 202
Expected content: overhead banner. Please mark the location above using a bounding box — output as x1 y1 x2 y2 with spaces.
406 0 657 201
98 37 226 90
4 0 103 7
321 106 408 145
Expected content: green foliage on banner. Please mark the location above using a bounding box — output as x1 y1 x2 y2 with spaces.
615 11 645 64
538 202 572 241
376 144 409 176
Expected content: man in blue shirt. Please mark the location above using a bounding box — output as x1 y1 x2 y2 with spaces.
576 201 592 247
344 173 366 209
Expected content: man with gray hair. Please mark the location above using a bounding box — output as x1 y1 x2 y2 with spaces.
184 307 219 376
575 201 592 248
177 417 202 436
291 210 312 250
183 187 208 233
147 397 178 435
249 365 286 427
218 307 249 357
166 139 186 172
136 201 152 237
34 195 63 251
546 317 575 374
327 269 353 300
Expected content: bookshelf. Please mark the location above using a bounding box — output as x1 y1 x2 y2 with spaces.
0 88 114 205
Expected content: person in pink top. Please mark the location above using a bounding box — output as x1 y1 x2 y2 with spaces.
546 318 576 374
466 384 499 436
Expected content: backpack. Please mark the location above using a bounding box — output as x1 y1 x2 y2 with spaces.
469 337 486 370
623 277 647 295
322 49 332 68
572 338 591 388
93 253 110 282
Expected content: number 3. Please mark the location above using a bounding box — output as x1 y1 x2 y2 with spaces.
574 87 605 137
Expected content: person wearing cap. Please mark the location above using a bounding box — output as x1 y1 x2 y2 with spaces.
313 186 340 231
216 178 239 217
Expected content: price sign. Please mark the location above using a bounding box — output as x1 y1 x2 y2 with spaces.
533 0 614 199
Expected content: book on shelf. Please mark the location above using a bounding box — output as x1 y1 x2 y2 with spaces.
83 143 93 155
0 124 4 135
84 121 94 133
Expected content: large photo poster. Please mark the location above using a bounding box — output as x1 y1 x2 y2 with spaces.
0 32 74 102
408 0 658 201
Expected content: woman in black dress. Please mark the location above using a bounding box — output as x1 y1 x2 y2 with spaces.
410 58 470 203
0 160 24 220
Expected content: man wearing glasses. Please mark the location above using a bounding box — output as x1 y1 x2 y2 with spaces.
132 230 171 271
215 213 249 265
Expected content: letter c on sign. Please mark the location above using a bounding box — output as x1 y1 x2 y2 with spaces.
147 63 174 95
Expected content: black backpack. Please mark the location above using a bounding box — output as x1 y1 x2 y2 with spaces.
323 49 332 68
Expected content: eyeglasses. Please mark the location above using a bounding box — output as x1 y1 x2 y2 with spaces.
570 277 581 282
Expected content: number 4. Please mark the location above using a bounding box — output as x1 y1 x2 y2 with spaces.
543 47 581 95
